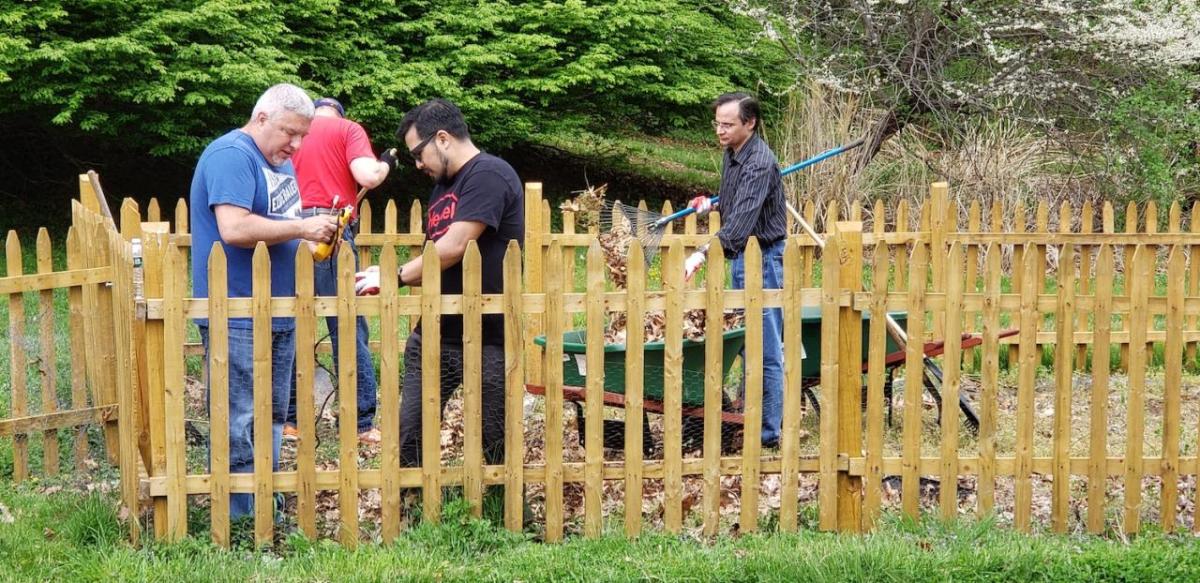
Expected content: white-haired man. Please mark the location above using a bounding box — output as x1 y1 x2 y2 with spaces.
190 83 338 519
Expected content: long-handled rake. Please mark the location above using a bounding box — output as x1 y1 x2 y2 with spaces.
600 138 865 264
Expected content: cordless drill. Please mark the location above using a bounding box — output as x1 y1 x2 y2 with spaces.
312 195 353 262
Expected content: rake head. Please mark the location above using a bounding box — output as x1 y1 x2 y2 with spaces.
599 199 669 263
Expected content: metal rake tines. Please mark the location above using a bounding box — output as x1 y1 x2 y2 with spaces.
599 199 669 263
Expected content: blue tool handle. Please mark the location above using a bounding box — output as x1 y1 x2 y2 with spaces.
652 196 721 228
653 138 865 228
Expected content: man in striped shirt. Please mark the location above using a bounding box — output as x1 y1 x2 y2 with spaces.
686 92 787 449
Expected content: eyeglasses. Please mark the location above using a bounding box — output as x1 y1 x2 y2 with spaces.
711 120 738 131
408 132 436 161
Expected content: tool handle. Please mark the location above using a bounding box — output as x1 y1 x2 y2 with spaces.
652 196 721 228
779 138 866 177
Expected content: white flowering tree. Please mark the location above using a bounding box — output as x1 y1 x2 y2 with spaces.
733 0 1200 177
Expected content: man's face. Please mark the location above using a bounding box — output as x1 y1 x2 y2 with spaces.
405 126 449 184
252 111 310 166
714 101 755 151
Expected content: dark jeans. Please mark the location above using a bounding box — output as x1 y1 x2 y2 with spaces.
732 238 786 444
399 332 507 467
287 227 378 432
199 325 293 519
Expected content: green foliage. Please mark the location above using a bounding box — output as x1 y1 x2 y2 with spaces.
1099 74 1200 210
59 494 127 547
0 0 786 156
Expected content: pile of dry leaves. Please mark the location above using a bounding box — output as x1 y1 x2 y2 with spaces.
560 184 744 345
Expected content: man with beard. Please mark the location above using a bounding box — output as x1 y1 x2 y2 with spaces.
354 98 524 468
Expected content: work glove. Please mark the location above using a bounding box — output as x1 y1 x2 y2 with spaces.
684 250 707 281
355 266 381 295
379 148 399 170
687 195 713 216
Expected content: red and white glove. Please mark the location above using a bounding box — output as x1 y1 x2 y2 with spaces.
684 251 707 281
687 195 713 216
355 266 381 295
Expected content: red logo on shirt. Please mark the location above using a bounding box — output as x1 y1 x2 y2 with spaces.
427 193 458 239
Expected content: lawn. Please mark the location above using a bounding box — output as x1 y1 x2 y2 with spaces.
3 483 1200 582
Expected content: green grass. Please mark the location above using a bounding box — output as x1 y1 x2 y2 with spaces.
541 130 723 192
4 484 1200 581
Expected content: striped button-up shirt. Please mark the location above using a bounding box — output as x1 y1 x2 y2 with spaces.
716 133 787 258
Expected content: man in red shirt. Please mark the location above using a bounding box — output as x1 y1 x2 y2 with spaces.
289 97 398 444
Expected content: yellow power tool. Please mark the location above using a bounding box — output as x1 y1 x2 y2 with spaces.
312 195 353 262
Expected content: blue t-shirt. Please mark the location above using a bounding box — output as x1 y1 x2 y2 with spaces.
190 129 301 331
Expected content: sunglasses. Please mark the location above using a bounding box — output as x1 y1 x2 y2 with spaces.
408 132 436 161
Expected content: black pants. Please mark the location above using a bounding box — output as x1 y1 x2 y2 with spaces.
399 332 508 467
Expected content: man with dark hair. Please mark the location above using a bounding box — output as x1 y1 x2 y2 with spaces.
686 91 787 449
287 97 399 445
356 98 524 467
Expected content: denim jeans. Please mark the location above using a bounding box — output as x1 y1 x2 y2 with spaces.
287 227 378 432
731 238 786 444
199 325 294 519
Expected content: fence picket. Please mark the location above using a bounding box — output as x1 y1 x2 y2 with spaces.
164 242 188 541
583 241 605 537
503 241 525 532
544 241 565 542
1078 202 1093 370
740 238 764 533
294 245 318 539
1189 203 1200 369
901 243 928 518
1015 243 1039 533
420 242 442 524
1124 245 1150 535
978 244 1001 515
624 241 646 538
66 228 91 470
1162 246 1184 532
1088 246 1114 533
378 244 401 540
663 241 684 533
863 242 889 528
36 229 59 475
463 242 484 518
702 239 725 537
1052 243 1076 533
7 231 29 482
336 244 360 548
819 233 841 530
940 243 964 519
209 245 231 547
251 243 273 545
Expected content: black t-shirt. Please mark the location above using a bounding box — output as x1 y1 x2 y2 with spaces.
419 152 524 345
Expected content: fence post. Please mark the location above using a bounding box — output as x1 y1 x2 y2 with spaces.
141 230 170 540
834 221 864 533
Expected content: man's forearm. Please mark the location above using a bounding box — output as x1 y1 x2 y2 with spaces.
398 236 470 286
219 213 305 248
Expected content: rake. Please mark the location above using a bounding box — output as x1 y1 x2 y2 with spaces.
599 138 865 263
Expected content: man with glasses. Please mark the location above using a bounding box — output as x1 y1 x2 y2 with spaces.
685 92 787 449
354 98 523 468
287 97 398 445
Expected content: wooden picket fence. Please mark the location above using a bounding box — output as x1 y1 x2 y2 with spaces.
13 175 1200 548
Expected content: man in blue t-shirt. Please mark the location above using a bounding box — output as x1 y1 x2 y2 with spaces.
190 83 338 519
355 98 523 469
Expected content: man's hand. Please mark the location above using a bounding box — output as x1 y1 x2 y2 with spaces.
379 148 399 170
299 214 338 244
355 266 381 295
684 250 707 281
687 195 713 216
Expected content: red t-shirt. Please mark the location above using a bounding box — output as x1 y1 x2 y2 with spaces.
292 115 376 215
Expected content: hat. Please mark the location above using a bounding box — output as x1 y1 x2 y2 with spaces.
313 97 345 117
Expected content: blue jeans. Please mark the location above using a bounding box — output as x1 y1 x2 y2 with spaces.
199 325 293 519
287 227 378 432
731 238 786 444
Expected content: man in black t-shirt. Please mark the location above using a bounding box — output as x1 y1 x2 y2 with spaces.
355 99 523 467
